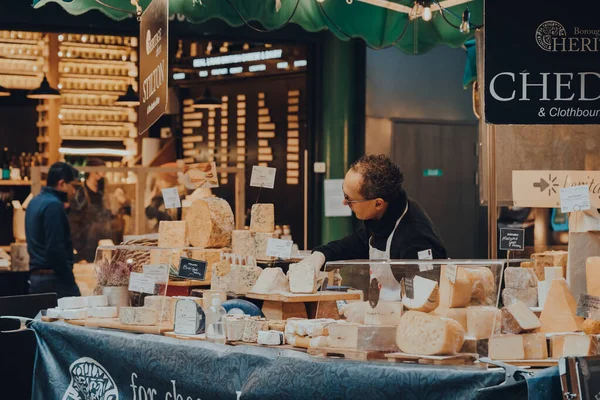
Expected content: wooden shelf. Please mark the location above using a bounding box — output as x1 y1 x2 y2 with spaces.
245 291 362 303
61 136 131 142
58 58 135 67
60 121 134 127
60 41 134 51
61 73 131 80
61 105 131 111
0 38 41 45
0 180 31 186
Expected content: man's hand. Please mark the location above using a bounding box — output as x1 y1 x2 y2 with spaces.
296 251 326 275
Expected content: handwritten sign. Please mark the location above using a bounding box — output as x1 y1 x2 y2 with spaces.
560 185 591 213
576 293 600 319
161 187 181 209
250 165 276 189
128 272 159 294
404 277 415 300
178 257 207 280
265 238 293 259
418 249 434 271
499 228 525 251
143 264 169 282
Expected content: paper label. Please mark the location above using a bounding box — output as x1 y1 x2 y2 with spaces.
418 249 434 271
324 179 352 217
250 165 276 189
143 264 169 281
174 299 204 335
161 187 181 209
560 185 591 213
178 257 208 280
499 228 525 251
445 265 458 283
576 293 600 319
404 277 415 300
265 238 293 259
128 272 159 294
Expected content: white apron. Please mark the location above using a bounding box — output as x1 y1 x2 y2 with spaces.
369 203 408 301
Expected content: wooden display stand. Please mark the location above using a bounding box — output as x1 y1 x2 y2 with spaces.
65 317 173 334
309 346 387 361
246 291 362 319
166 279 210 297
480 359 558 368
385 352 480 366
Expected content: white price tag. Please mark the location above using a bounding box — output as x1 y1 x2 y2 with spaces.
250 165 276 189
560 185 591 213
161 187 181 209
418 249 434 271
128 272 160 294
265 238 293 259
143 264 169 281
445 265 458 283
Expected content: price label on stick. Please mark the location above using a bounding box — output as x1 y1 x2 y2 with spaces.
250 166 276 189
560 185 591 213
499 228 525 251
128 272 160 294
266 238 293 259
161 187 181 209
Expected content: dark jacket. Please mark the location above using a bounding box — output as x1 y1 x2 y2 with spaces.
25 187 75 283
314 190 447 261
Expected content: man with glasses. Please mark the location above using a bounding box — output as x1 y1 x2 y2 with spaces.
302 155 446 300
26 161 81 298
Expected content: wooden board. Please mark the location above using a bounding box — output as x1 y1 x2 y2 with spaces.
65 317 173 334
229 340 307 352
164 331 206 341
246 290 362 303
480 359 559 368
168 279 210 287
309 346 387 361
385 352 479 366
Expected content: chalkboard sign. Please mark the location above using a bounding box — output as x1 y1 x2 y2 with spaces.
369 278 380 309
404 277 415 300
499 228 525 251
178 257 207 280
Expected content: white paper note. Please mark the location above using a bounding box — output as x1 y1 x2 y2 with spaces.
560 185 591 213
418 249 434 271
266 238 293 259
161 187 181 209
143 264 169 281
324 179 351 217
128 272 160 294
250 165 276 189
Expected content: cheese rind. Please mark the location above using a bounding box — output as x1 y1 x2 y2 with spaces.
396 311 465 355
582 319 600 334
466 306 501 339
288 263 318 294
328 323 399 352
460 337 489 356
119 307 158 326
523 333 548 360
504 267 538 289
364 301 403 326
158 221 189 248
251 267 289 294
501 301 541 334
185 198 234 248
257 330 284 345
539 279 583 333
531 251 568 281
432 308 468 332
489 335 525 360
88 306 118 318
57 296 86 310
61 308 88 320
502 288 538 307
402 276 439 312
562 335 598 357
249 204 275 233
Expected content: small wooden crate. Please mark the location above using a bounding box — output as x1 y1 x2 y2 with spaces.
385 352 479 366
308 346 387 361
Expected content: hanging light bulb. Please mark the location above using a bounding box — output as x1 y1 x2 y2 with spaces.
421 0 432 22
460 7 471 34
317 0 325 3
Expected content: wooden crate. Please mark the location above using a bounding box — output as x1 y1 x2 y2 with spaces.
308 346 387 361
385 352 479 366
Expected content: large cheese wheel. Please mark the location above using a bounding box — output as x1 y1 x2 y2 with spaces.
185 198 234 248
396 311 465 355
460 267 495 304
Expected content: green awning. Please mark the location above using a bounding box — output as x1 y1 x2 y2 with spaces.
32 0 481 55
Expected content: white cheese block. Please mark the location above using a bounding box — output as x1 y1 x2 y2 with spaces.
538 281 549 308
466 306 501 339
489 335 525 360
211 264 263 295
57 296 86 310
402 276 439 312
502 287 538 307
242 318 268 343
158 220 189 248
504 267 538 289
501 301 541 334
257 330 285 345
119 307 158 326
562 335 599 357
288 263 317 294
294 319 336 337
285 334 326 349
284 318 305 335
432 308 468 331
224 315 248 341
232 230 276 261
396 311 465 355
327 323 399 352
249 203 275 233
364 301 403 326
523 332 548 359
185 197 234 248
61 308 88 320
84 295 108 307
88 306 118 318
144 296 178 323
251 268 289 294
46 308 62 319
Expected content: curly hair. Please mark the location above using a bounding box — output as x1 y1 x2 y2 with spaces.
349 154 404 202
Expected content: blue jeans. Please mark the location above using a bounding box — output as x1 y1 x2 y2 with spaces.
29 274 81 299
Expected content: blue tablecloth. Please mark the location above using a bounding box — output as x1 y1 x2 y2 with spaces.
29 320 561 399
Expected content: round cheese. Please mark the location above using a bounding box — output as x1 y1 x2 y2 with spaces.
57 296 86 310
88 306 118 318
185 197 234 248
85 295 108 307
396 310 465 355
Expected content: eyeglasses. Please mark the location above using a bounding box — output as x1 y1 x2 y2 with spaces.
343 193 373 205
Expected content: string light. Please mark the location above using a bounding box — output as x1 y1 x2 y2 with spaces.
460 7 471 34
421 0 432 21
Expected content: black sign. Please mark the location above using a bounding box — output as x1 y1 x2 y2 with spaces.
485 1 600 124
404 277 415 300
178 257 207 280
139 0 168 133
369 278 380 309
499 228 525 251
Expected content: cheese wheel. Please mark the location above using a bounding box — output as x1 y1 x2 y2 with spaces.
85 296 109 307
432 308 468 331
185 198 234 248
501 301 541 334
158 221 189 248
460 267 495 304
61 308 87 320
88 306 118 318
396 311 465 355
57 296 86 310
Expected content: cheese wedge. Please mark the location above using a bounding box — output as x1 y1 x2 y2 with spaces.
288 263 318 294
396 311 465 355
489 335 525 360
439 266 472 308
539 279 583 333
251 267 289 294
563 335 599 357
501 301 541 334
402 276 439 312
249 204 275 233
523 333 548 359
466 306 501 339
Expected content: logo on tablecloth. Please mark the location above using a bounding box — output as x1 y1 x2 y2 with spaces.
62 357 119 400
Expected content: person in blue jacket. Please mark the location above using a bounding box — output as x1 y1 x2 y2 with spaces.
26 162 81 298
